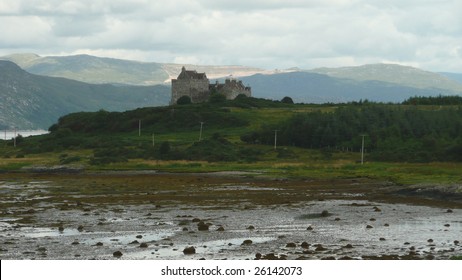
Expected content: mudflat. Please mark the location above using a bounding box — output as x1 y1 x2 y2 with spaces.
0 172 460 260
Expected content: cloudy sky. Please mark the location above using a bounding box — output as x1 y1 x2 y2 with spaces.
1 0 461 72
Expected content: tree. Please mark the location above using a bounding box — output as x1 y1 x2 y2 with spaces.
177 95 192 105
209 93 226 103
281 96 294 104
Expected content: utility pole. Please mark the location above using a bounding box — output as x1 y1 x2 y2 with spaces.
138 120 141 137
199 122 204 141
152 133 155 147
360 134 366 165
274 130 278 150
13 127 16 147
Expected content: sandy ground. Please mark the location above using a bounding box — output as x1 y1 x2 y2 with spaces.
0 172 461 260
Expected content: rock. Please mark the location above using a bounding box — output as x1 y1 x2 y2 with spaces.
427 239 433 243
255 253 262 260
301 242 310 249
183 246 196 255
140 243 148 248
306 226 314 231
321 210 329 217
404 242 410 245
261 253 279 260
446 209 453 213
113 251 123 257
344 244 353 249
425 254 435 260
242 239 253 245
182 227 189 232
192 218 201 222
369 218 376 221
136 235 143 239
77 225 84 232
334 218 341 221
339 256 354 260
373 206 382 212
95 242 103 246
384 223 390 227
379 238 386 241
315 244 327 251
129 240 139 244
454 240 460 245
71 241 79 245
321 256 336 260
216 226 225 231
366 225 373 229
58 226 64 232
197 222 209 231
444 224 450 227
286 242 297 248
247 225 255 230
37 247 47 252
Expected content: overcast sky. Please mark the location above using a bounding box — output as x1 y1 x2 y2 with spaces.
1 0 461 72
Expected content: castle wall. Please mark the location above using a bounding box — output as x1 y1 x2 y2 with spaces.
171 78 210 104
218 79 251 100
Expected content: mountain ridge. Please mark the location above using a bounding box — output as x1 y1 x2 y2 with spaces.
0 60 169 129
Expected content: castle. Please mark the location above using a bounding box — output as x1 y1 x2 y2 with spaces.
171 66 251 104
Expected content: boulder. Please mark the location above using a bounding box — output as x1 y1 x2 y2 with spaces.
113 251 123 257
183 246 196 255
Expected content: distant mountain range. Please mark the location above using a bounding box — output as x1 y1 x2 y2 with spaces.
0 60 169 130
1 53 268 85
241 64 462 103
1 53 462 129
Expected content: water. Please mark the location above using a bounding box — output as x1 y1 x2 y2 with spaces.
1 130 48 140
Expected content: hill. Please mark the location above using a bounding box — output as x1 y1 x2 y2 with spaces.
240 71 460 103
0 61 169 129
5 97 462 165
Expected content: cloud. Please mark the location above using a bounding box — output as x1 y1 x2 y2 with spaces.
0 0 461 72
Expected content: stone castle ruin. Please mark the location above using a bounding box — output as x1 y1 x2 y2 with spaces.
171 66 251 104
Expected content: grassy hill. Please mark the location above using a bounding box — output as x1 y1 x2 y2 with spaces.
0 60 170 129
2 97 462 184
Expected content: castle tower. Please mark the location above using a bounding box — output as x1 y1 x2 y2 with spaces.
171 66 210 104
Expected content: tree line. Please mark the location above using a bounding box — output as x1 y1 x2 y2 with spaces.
242 103 462 162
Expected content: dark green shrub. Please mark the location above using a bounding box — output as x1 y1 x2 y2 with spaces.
177 95 192 105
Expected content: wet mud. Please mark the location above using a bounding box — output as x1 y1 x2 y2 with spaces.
0 172 461 260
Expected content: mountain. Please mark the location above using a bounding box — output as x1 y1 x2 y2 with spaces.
0 61 169 129
310 64 462 93
240 71 461 103
1 53 267 85
439 72 462 85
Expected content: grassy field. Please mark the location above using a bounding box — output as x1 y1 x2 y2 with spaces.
2 141 461 186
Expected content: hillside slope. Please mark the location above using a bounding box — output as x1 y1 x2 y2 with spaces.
0 61 169 129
